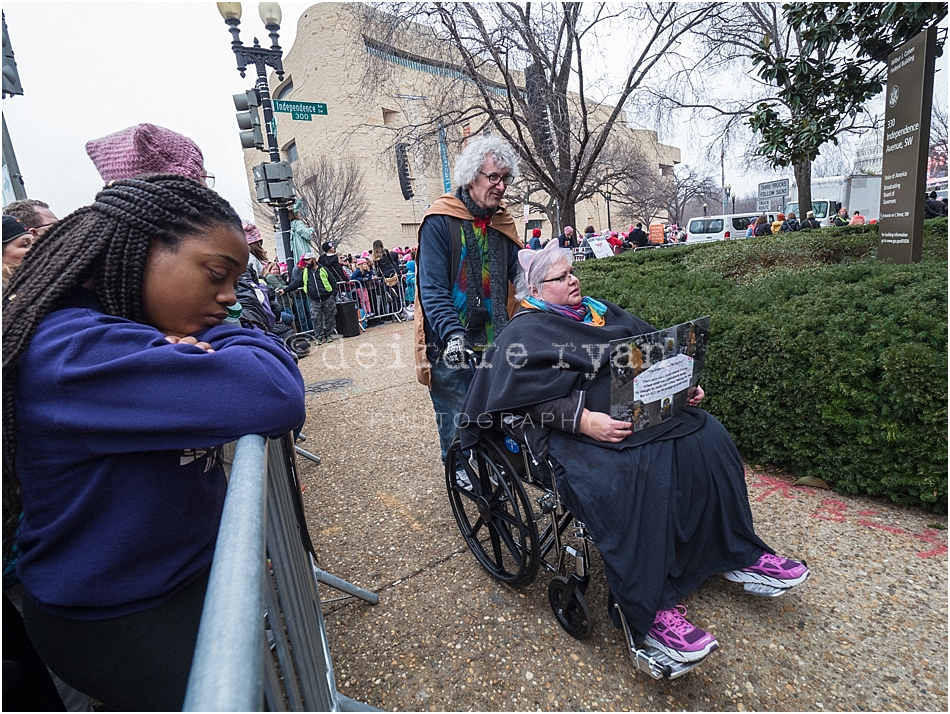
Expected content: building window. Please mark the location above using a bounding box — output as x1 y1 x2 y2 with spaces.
400 223 420 245
285 141 298 163
382 108 400 127
276 80 294 100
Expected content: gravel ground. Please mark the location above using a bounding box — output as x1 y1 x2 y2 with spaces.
294 321 948 712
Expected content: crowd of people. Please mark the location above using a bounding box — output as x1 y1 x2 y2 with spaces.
524 221 686 257
5 116 943 709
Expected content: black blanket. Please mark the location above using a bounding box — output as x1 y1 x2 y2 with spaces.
458 303 770 637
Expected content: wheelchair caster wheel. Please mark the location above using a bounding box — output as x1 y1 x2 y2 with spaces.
285 333 313 358
548 576 593 640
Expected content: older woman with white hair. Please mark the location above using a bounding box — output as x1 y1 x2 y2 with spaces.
415 134 524 461
458 240 810 665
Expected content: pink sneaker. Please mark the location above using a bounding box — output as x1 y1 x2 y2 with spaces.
643 605 718 663
724 552 810 589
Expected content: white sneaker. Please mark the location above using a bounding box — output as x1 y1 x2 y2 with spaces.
455 469 473 492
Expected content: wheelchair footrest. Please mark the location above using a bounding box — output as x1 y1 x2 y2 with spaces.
629 644 710 680
613 600 711 679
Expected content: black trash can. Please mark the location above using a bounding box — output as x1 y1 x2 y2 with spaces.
335 299 360 338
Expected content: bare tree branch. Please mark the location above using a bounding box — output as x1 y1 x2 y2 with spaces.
293 156 369 249
349 2 724 230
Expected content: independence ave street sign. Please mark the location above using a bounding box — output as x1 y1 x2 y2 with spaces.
273 100 328 121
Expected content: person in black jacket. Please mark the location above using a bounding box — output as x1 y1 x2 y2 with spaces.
752 215 772 236
280 253 338 344
924 191 947 218
373 239 403 316
319 241 349 285
629 223 649 247
832 207 850 227
800 210 822 230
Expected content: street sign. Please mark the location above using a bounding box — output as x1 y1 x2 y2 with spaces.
757 179 789 199
878 25 937 264
273 100 328 121
757 199 771 212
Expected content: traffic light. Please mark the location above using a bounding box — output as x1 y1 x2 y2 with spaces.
252 161 296 204
2 13 24 97
395 142 414 200
233 88 265 151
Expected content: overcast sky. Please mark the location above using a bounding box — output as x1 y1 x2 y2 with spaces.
3 2 947 221
3 0 312 220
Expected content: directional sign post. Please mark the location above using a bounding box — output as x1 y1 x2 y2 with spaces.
758 179 789 213
273 100 328 121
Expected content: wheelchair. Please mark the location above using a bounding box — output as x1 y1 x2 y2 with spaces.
445 414 712 680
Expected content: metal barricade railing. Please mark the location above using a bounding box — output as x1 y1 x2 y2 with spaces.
286 289 315 337
183 434 378 712
345 275 407 322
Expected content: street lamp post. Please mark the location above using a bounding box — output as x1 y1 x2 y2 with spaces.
723 183 731 215
217 2 294 263
602 189 612 231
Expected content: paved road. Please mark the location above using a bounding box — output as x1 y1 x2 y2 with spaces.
294 321 947 712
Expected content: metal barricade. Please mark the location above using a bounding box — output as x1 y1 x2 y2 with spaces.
286 289 315 337
183 435 377 712
364 274 408 322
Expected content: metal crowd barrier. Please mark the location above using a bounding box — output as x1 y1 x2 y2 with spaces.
285 289 315 337
339 275 408 323
283 272 410 339
183 434 378 712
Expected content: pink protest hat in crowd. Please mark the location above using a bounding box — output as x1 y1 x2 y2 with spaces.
85 123 205 184
242 221 262 244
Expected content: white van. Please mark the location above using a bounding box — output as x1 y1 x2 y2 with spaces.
685 213 777 244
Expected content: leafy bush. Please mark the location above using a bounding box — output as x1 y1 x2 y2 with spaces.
575 220 948 512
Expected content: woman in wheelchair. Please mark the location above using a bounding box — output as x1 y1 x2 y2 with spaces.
457 240 809 665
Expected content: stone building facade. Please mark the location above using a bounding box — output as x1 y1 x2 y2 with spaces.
242 3 680 256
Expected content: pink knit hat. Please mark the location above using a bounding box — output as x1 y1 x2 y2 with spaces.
85 123 205 183
242 221 262 244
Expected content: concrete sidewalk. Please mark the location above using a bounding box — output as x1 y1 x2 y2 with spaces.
294 321 947 712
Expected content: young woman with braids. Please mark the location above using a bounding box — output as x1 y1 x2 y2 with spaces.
2 174 306 710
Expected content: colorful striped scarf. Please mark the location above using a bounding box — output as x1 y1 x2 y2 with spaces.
521 296 607 325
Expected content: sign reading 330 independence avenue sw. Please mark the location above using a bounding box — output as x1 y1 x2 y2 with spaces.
273 100 328 121
878 25 937 264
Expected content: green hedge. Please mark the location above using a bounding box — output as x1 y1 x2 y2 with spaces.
576 219 948 512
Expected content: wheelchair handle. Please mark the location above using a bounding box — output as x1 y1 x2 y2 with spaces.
465 348 482 373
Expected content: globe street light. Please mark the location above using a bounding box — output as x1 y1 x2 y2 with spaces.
217 2 294 262
723 183 731 215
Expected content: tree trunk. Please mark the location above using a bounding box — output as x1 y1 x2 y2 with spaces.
560 203 577 235
793 158 812 222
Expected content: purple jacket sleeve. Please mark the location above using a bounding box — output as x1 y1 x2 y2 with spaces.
21 311 306 454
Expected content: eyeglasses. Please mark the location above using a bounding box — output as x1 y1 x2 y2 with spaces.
202 172 216 188
478 171 516 186
29 223 55 237
541 268 576 284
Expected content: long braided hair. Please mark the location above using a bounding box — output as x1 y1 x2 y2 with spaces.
2 174 242 557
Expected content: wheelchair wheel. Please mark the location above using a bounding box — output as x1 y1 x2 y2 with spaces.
548 576 593 640
285 333 313 358
446 437 540 587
